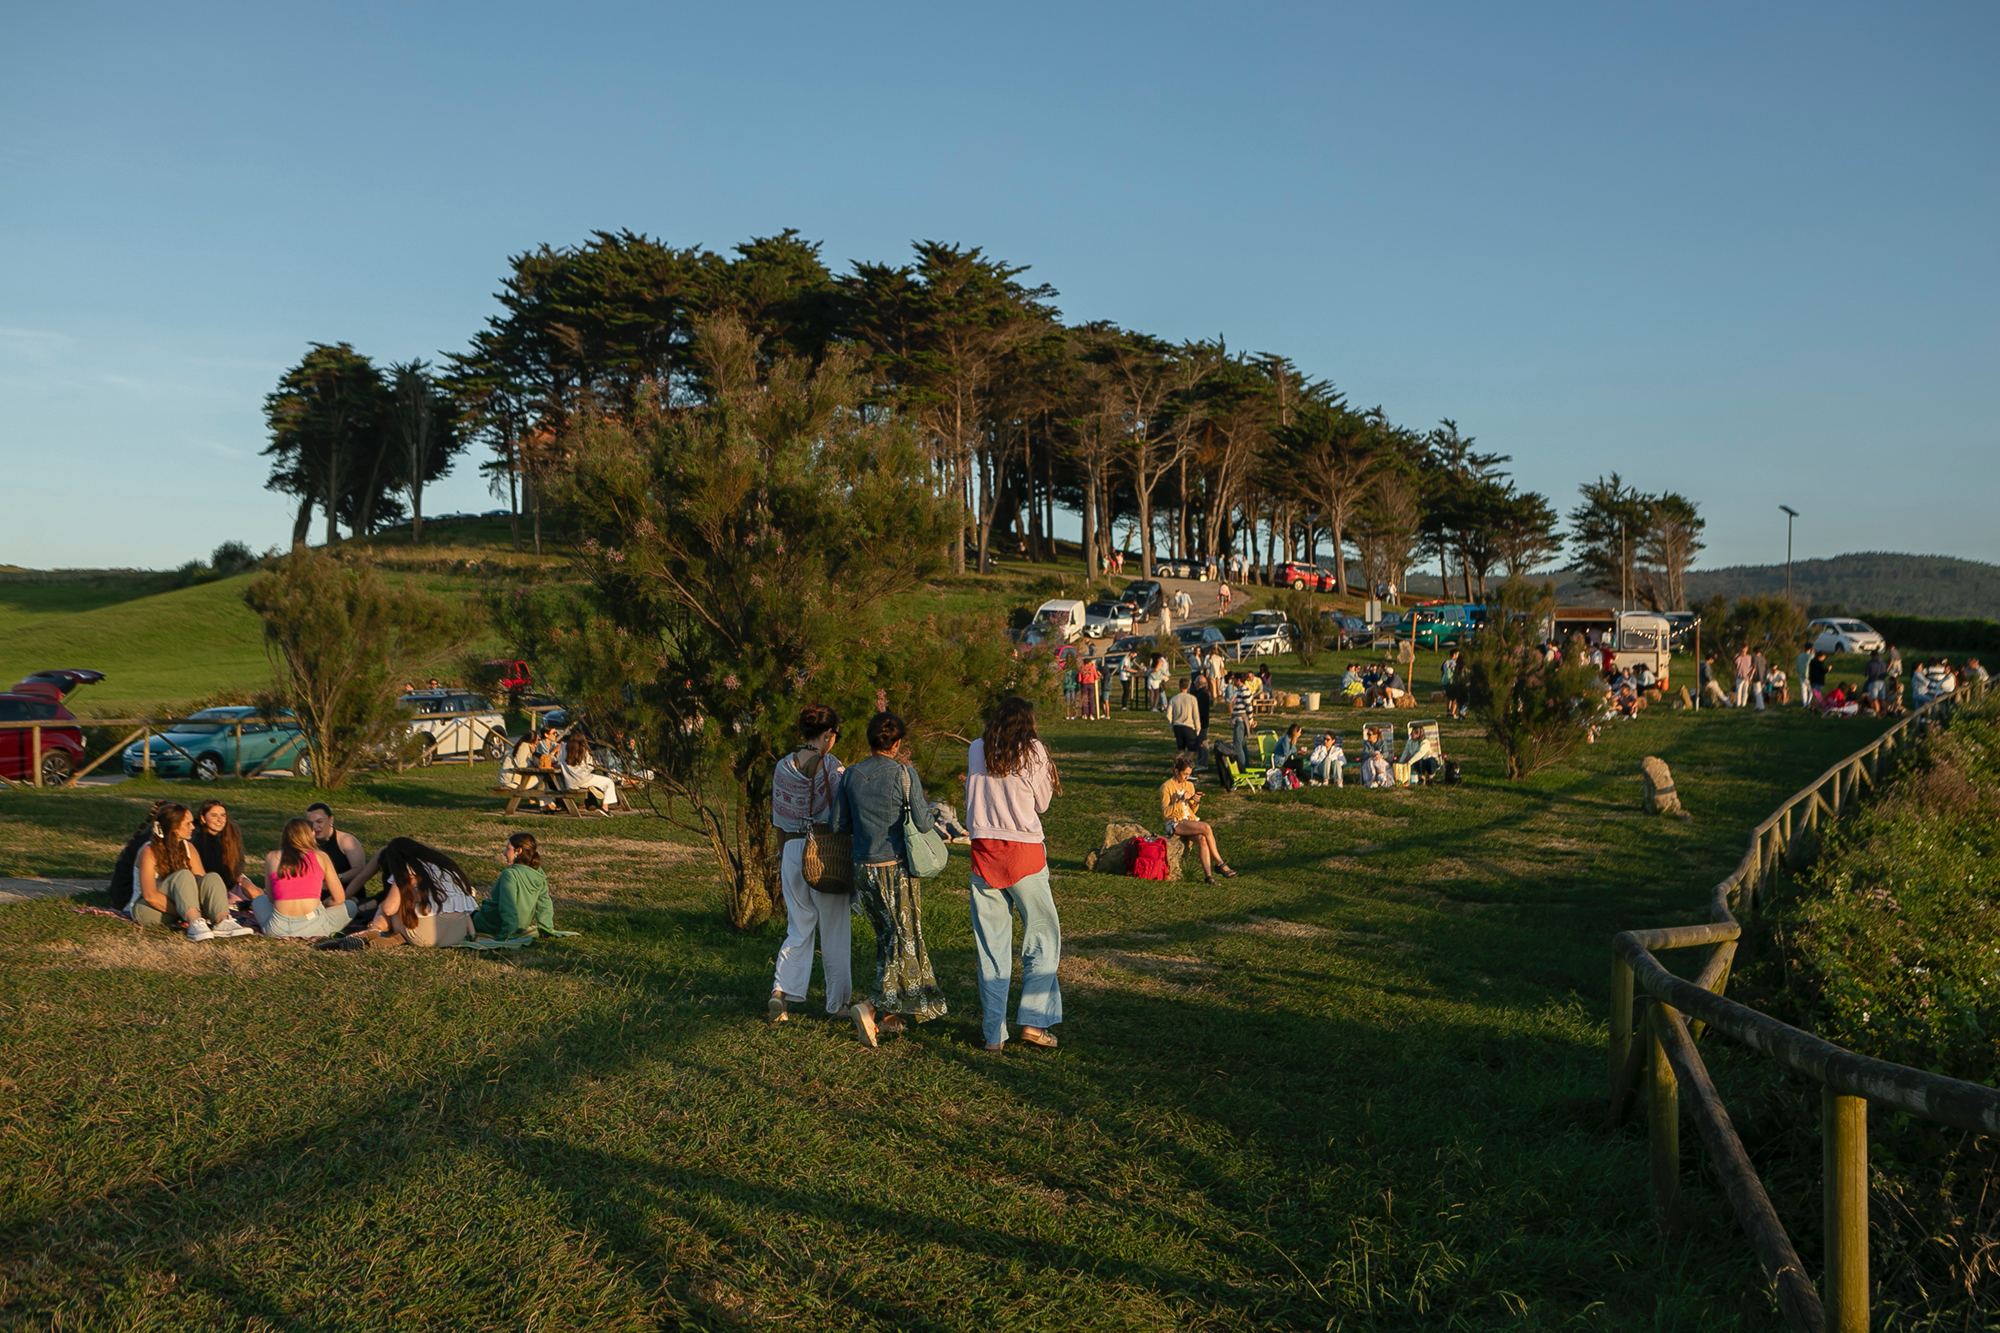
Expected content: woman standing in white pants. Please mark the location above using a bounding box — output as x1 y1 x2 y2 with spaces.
765 704 852 1022
964 696 1063 1053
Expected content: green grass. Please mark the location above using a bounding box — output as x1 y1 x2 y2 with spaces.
0 681 1890 1328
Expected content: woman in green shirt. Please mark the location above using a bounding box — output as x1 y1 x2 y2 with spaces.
473 832 556 939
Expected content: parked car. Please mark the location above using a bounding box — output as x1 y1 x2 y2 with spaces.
122 706 312 781
1237 621 1294 656
1320 610 1371 649
1397 602 1484 648
1083 599 1135 638
1175 624 1227 653
399 689 510 763
1810 618 1887 655
1101 633 1155 671
1272 561 1334 592
0 688 86 785
1120 580 1164 622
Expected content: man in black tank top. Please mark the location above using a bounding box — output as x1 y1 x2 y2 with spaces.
306 803 367 894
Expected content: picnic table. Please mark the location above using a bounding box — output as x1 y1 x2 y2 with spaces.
494 767 588 817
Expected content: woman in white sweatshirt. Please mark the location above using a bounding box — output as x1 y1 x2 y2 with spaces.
963 696 1062 1053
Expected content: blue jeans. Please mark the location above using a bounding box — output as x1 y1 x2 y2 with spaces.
968 865 1063 1048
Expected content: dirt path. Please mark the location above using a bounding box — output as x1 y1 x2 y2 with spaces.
0 876 98 907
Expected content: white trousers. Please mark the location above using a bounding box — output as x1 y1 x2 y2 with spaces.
577 773 619 808
771 837 853 1013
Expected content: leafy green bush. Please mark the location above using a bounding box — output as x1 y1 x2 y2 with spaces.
1858 613 2000 656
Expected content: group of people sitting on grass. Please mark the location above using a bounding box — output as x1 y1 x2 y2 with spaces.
1337 662 1413 709
111 798 559 946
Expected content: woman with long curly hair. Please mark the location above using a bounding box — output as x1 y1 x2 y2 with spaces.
963 696 1064 1052
347 836 480 946
118 800 252 941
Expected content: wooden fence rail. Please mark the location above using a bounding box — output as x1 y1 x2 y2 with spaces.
1608 681 1996 1332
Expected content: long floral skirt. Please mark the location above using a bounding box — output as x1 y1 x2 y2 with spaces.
856 862 949 1022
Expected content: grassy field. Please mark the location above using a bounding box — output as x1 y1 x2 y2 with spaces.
0 666 1892 1329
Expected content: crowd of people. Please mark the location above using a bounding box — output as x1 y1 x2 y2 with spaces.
1690 643 1988 718
109 798 559 947
766 698 1062 1053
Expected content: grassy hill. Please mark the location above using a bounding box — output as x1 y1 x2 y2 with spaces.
1403 552 2000 619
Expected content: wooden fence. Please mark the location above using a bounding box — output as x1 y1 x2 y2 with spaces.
0 705 560 789
1608 681 1997 1331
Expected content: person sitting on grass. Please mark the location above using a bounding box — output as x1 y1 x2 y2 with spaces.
1359 725 1393 788
471 832 557 939
1340 664 1364 702
1400 724 1442 784
1159 753 1235 884
119 801 253 941
560 734 620 814
249 817 356 939
306 802 369 895
1273 723 1309 783
345 837 481 947
1307 732 1345 787
192 799 257 906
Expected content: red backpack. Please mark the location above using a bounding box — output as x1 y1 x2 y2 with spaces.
1130 836 1170 881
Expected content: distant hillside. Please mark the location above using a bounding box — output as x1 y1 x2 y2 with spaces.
1407 552 2000 619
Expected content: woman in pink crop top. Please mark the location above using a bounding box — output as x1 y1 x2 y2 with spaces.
250 818 358 939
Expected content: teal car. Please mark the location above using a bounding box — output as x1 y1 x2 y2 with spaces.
122 706 312 781
1395 604 1485 648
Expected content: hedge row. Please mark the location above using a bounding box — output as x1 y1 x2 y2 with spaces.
1857 613 2000 655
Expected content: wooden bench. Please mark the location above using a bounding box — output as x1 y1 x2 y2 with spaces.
495 767 587 818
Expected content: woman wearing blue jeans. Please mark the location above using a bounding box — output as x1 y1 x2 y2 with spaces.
963 696 1062 1053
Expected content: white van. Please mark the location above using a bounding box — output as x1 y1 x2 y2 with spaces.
1549 608 1673 686
1031 599 1088 643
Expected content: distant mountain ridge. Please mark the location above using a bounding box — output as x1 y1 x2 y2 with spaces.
1406 552 2000 620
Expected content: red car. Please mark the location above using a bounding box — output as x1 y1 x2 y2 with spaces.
1272 561 1336 592
0 670 99 785
485 659 533 692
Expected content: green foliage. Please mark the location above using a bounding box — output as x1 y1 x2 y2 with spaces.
1857 612 2000 655
1697 593 1809 660
527 317 1045 928
1280 588 1324 666
1449 579 1605 779
244 550 463 789
209 541 259 576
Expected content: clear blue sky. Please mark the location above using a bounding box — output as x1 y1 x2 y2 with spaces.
3 1 1994 571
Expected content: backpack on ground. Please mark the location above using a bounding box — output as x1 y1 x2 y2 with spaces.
1130 836 1170 881
1440 758 1462 785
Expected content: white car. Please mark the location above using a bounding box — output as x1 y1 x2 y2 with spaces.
1809 618 1886 655
1237 622 1294 656
1083 599 1135 638
399 689 510 763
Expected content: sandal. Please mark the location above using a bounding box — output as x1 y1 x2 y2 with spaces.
1219 865 1238 878
1018 1029 1059 1050
852 1001 879 1048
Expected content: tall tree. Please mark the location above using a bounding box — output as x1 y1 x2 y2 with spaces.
1495 489 1563 578
262 343 390 546
1567 473 1652 606
386 360 465 543
1638 492 1705 611
1284 400 1378 595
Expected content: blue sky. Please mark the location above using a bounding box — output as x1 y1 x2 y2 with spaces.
3 1 1994 571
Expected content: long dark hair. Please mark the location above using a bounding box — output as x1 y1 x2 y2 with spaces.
377 837 475 915
982 696 1060 794
149 802 193 876
194 799 243 881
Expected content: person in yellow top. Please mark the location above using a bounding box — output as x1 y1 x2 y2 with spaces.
1158 753 1236 884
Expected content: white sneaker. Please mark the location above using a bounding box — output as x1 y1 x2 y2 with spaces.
185 918 216 942
210 918 255 939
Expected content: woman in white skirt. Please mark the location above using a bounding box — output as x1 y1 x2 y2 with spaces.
560 735 620 813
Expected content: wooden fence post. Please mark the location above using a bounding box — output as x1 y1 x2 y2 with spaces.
143 727 151 777
1649 1005 1680 1230
1824 1087 1869 1332
30 724 42 787
233 721 243 778
1611 956 1635 1104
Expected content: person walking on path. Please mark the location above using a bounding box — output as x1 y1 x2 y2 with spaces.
1217 580 1232 613
964 697 1063 1053
832 711 948 1046
1165 677 1202 754
766 704 852 1023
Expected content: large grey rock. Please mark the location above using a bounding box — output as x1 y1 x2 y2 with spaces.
1642 755 1689 819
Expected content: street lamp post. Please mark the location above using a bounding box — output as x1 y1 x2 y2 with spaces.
1779 505 1800 602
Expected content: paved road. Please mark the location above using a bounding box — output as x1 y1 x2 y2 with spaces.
0 877 98 907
